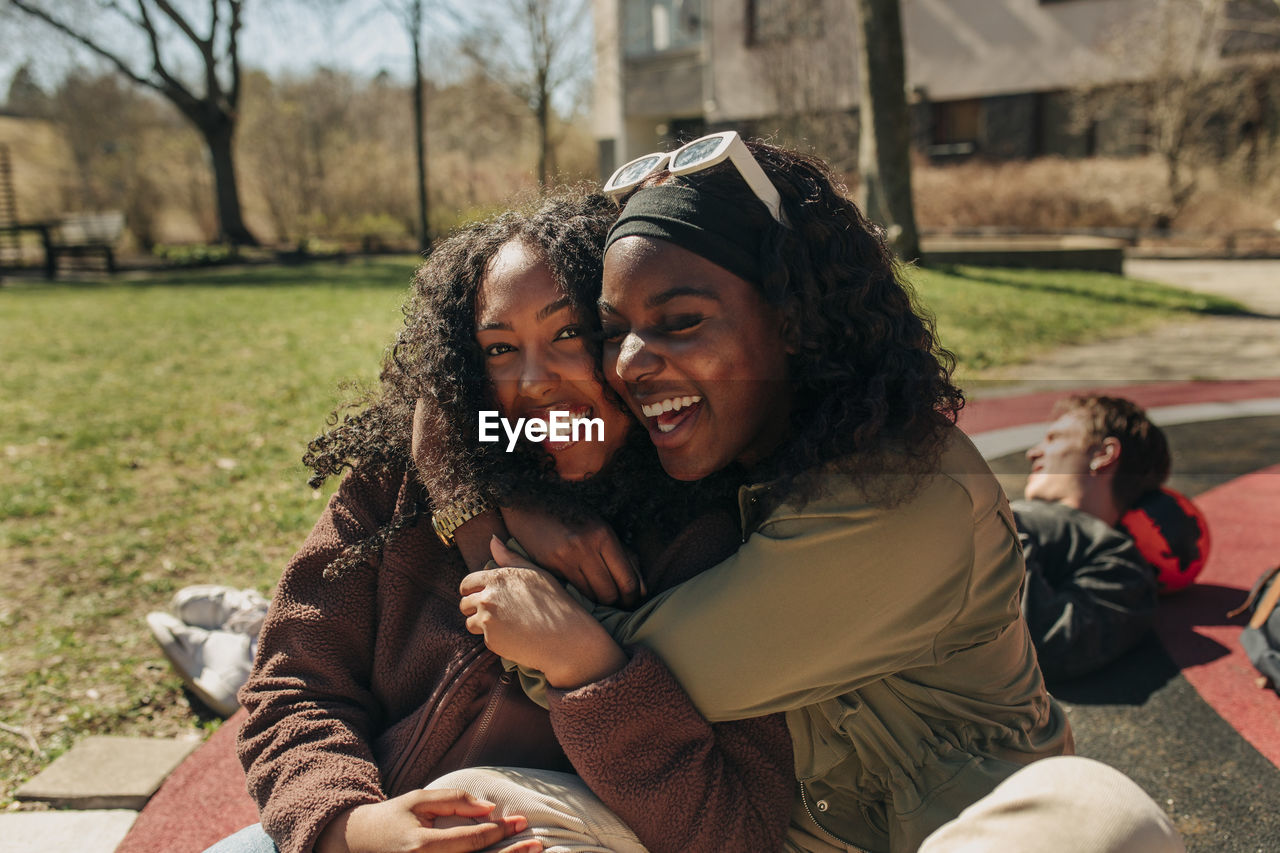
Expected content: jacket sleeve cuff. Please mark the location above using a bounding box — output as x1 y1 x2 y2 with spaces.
547 645 695 729
265 782 385 853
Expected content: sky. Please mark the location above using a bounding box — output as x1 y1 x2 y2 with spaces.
0 0 531 97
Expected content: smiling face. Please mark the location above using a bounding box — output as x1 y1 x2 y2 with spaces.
1024 411 1099 507
599 236 792 481
475 241 632 481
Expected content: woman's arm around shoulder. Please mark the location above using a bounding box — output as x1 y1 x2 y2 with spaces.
590 471 981 721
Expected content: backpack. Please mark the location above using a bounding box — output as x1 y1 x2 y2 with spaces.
1229 565 1280 693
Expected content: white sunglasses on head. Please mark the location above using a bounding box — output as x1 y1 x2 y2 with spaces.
602 131 790 226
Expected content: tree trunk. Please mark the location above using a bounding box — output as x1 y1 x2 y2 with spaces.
536 92 550 188
855 0 921 261
202 115 257 246
413 29 431 254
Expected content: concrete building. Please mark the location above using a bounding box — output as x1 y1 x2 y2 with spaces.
592 0 1278 176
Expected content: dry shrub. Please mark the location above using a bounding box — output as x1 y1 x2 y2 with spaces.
914 154 1280 236
914 156 1167 231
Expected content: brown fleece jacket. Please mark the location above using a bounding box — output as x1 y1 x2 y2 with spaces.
237 466 793 853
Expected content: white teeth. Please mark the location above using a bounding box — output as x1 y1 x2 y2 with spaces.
657 422 676 433
641 395 703 419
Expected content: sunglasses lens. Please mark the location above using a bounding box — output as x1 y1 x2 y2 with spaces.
613 155 666 188
671 137 724 170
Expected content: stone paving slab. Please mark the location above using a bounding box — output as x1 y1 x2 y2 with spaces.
15 736 199 810
1125 259 1280 316
0 809 138 853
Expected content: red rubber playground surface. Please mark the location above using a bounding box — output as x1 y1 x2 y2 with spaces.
120 378 1280 853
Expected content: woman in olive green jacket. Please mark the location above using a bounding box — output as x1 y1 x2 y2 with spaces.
459 136 1073 853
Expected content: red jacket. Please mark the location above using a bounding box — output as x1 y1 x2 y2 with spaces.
237 467 793 853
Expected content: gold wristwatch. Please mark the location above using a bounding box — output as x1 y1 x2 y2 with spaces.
431 496 493 548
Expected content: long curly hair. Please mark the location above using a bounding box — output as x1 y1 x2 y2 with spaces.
625 140 965 506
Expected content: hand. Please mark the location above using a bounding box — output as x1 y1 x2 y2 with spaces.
459 537 628 688
316 788 543 853
502 505 644 606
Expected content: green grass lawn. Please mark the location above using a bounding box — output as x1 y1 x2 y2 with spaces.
910 264 1242 374
0 259 1244 804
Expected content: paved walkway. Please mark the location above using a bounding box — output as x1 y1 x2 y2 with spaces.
974 258 1280 390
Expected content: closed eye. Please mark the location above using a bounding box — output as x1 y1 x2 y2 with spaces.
660 314 705 333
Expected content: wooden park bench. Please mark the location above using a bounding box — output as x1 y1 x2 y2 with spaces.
48 211 126 275
0 211 125 279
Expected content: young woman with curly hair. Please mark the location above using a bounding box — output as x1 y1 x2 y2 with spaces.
215 189 796 853
454 138 1082 853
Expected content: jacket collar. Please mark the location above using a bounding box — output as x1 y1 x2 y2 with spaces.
737 480 776 540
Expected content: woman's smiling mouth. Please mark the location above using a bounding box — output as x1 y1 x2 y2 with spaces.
639 395 703 436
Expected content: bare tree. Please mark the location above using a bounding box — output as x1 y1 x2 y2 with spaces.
379 0 433 252
463 0 591 187
855 0 919 260
751 0 861 173
1078 0 1280 224
4 0 258 244
4 62 49 117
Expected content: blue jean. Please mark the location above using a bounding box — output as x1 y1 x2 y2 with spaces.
202 824 277 853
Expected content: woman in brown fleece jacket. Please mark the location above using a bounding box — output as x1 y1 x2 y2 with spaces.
218 191 794 853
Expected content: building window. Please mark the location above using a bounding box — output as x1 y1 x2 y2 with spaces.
624 0 704 57
930 98 981 156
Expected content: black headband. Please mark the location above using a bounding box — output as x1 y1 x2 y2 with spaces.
604 185 768 284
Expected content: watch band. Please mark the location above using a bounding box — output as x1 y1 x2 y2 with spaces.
431 496 493 548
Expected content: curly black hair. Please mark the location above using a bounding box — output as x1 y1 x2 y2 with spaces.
623 140 965 507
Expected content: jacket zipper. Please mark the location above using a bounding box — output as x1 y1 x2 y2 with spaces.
459 670 512 768
800 780 864 850
385 642 494 793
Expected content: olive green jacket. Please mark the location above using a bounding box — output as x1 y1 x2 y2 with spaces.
523 428 1072 852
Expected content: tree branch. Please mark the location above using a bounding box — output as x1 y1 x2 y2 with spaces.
150 0 221 102
229 0 244 109
135 0 200 110
97 0 145 30
8 0 158 92
151 0 209 51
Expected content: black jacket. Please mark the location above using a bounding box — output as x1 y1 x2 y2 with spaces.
1014 499 1159 681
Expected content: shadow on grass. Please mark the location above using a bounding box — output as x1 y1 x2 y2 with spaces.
927 264 1255 317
